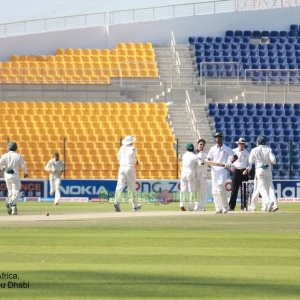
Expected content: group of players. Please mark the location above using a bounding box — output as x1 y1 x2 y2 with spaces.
113 132 279 214
179 132 279 213
0 141 63 215
0 132 278 215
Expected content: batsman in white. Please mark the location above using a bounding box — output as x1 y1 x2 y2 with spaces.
207 132 238 214
248 135 277 212
45 152 64 205
194 139 208 211
114 136 141 212
0 141 28 215
179 143 200 211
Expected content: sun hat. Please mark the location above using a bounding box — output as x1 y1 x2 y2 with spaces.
122 135 136 145
235 137 248 145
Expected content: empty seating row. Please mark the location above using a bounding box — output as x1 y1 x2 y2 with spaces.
0 43 159 84
208 102 300 179
0 101 177 179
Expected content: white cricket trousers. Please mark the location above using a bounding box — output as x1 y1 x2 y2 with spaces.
195 174 208 210
4 174 21 206
250 168 272 210
115 166 138 208
180 174 196 210
212 183 228 212
50 177 61 204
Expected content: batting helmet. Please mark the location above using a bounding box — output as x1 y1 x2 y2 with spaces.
7 141 18 151
257 135 266 145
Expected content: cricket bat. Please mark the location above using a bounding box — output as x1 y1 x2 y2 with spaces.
204 160 226 167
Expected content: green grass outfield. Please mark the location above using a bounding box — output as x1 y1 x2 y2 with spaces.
0 202 299 300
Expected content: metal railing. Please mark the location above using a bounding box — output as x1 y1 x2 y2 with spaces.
185 89 200 140
0 0 298 38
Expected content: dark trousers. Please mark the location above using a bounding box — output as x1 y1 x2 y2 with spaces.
229 169 249 210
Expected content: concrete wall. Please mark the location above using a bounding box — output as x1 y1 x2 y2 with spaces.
0 7 299 60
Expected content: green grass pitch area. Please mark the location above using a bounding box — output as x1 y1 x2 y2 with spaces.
0 202 299 300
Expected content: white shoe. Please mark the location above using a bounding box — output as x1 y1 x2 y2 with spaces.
272 206 279 212
248 207 256 212
133 204 142 212
222 208 229 214
11 206 17 215
268 202 274 212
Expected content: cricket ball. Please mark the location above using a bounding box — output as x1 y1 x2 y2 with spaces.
46 212 50 216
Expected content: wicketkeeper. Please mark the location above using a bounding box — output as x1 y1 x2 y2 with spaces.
0 141 28 215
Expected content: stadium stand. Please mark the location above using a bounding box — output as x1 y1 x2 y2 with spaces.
208 102 300 179
0 101 177 179
0 43 158 84
189 25 300 83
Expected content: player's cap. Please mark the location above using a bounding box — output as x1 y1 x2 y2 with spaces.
186 143 194 151
214 132 223 138
7 141 18 151
257 135 266 145
122 135 136 145
235 137 248 145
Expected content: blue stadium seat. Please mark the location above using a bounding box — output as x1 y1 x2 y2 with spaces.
273 170 280 179
225 30 234 37
243 30 252 37
270 142 279 151
280 143 289 151
188 36 197 44
245 128 254 137
272 115 281 123
294 109 300 117
217 103 226 110
292 163 300 171
224 136 233 145
252 30 261 39
261 30 270 38
290 171 299 179
270 31 279 37
284 103 293 109
274 128 283 136
291 117 299 125
290 24 299 31
294 103 300 110
293 128 300 136
197 36 205 43
285 109 293 117
293 136 300 143
215 37 223 43
279 171 289 179
282 122 292 130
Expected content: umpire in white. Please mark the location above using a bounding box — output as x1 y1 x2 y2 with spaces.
248 135 277 212
0 141 28 215
228 137 252 211
114 136 141 212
